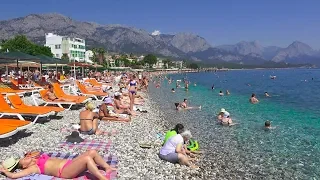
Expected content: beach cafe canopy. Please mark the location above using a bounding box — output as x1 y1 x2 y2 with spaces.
0 52 40 63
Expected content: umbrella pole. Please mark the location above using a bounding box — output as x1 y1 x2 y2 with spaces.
40 62 42 75
74 59 76 80
56 63 58 80
6 65 8 80
16 59 19 75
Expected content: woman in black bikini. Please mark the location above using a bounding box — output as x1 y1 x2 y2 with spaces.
79 102 102 135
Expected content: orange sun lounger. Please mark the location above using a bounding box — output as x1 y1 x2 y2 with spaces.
31 89 77 110
0 119 33 130
76 81 108 101
52 83 90 104
0 126 18 138
0 94 54 124
7 94 64 113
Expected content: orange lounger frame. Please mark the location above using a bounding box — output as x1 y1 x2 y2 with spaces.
31 89 77 110
7 94 64 113
76 81 108 101
0 119 33 130
0 94 54 124
0 125 18 138
52 83 90 104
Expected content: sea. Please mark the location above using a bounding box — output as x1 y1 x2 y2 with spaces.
149 69 320 179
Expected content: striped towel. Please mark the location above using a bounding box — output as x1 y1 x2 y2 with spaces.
11 152 118 180
60 128 118 136
59 139 112 152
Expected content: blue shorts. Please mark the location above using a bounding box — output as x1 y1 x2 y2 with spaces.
79 128 95 135
159 153 179 163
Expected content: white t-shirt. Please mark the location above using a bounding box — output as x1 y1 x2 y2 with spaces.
160 134 183 155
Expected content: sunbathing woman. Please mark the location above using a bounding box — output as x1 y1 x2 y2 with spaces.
0 150 116 180
45 84 74 102
99 97 130 122
79 102 102 135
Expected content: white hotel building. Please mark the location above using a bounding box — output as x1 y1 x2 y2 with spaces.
45 33 86 62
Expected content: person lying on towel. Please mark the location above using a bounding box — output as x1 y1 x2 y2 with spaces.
0 150 116 179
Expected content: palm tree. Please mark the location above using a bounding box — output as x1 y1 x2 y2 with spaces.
97 48 105 65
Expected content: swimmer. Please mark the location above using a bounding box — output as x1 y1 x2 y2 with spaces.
250 93 259 104
180 99 201 110
226 90 230 95
265 92 270 97
217 108 234 126
194 83 197 86
171 88 175 93
211 84 215 90
265 120 276 129
219 90 224 96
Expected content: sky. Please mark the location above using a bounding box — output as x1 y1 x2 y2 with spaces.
0 0 319 49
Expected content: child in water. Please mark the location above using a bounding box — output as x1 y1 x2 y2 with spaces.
265 120 276 129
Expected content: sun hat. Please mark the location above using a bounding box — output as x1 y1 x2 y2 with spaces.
220 108 226 113
2 157 19 172
65 131 84 144
103 97 113 104
114 92 122 97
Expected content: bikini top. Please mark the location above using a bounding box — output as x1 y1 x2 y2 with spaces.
129 80 137 86
36 154 50 174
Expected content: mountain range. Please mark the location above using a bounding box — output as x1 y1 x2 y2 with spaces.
0 13 319 66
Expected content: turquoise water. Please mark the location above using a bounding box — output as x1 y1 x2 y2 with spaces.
149 69 320 179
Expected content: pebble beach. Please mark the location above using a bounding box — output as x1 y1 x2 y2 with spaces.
0 88 203 180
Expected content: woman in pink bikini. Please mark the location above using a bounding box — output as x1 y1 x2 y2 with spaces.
0 150 116 180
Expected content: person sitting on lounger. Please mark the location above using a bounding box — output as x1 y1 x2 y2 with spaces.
79 102 102 135
0 150 116 180
99 97 130 122
45 84 73 102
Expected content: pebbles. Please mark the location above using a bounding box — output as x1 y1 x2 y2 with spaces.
0 92 200 180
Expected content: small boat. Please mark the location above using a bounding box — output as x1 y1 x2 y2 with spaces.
270 75 276 79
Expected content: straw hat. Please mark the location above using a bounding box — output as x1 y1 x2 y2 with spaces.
2 157 19 172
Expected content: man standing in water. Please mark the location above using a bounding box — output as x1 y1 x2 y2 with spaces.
180 99 201 110
250 93 259 104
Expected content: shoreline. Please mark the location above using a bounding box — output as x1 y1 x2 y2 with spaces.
0 90 202 179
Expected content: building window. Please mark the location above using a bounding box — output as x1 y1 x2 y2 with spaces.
56 54 60 58
55 44 61 49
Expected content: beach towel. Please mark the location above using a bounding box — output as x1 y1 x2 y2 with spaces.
60 127 118 136
11 152 118 180
60 139 112 152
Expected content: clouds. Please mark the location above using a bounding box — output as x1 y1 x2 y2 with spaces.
151 30 161 36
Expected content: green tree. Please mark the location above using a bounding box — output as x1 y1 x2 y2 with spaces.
0 35 53 57
143 54 157 68
162 59 172 68
61 53 69 61
92 48 106 65
187 63 199 69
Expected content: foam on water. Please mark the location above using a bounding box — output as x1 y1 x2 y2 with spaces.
149 69 320 179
